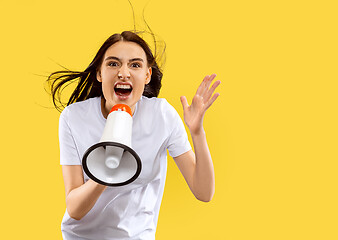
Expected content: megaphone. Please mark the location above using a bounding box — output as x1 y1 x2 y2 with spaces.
82 104 141 187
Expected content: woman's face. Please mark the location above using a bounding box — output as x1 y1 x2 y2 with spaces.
97 41 152 116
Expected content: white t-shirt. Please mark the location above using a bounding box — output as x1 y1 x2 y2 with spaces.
59 96 191 240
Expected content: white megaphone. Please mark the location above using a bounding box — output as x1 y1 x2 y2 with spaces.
82 104 141 186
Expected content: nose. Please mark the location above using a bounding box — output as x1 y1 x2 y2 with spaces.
118 64 130 79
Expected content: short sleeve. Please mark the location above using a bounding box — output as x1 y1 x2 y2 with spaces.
59 108 81 165
166 104 192 158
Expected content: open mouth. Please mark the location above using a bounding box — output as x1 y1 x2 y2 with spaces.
114 83 133 97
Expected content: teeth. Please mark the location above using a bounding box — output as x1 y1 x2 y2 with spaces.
115 84 131 89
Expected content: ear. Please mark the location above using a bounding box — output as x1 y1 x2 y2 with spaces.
96 70 102 82
145 67 152 84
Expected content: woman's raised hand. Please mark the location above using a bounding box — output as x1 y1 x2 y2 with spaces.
180 74 221 135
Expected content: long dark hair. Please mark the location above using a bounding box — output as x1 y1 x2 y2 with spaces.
47 31 164 112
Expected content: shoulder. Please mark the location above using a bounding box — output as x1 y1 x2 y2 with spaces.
60 97 101 123
136 96 178 118
137 96 176 113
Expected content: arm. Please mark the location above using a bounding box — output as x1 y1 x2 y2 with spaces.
174 74 220 202
62 165 107 220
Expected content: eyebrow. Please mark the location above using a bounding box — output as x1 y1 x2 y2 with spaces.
104 56 144 62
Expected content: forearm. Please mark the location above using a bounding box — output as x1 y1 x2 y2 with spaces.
179 73 219 202
191 129 215 202
66 180 107 220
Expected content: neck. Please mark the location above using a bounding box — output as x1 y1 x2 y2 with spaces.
100 97 109 118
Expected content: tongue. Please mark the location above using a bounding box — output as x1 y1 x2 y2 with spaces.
115 88 131 96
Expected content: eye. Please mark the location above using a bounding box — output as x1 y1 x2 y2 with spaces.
108 61 119 67
130 62 141 68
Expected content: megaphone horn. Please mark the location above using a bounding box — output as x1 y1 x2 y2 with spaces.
82 104 142 187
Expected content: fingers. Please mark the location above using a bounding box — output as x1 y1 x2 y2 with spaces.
205 92 220 110
203 80 221 103
199 74 220 111
180 96 189 111
196 75 210 96
190 73 221 112
196 74 217 97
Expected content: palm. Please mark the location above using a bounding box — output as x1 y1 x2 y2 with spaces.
181 74 221 135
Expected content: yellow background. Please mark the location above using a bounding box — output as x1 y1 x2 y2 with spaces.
0 0 337 239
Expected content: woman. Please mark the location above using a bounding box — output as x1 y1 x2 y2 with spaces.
49 31 220 239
